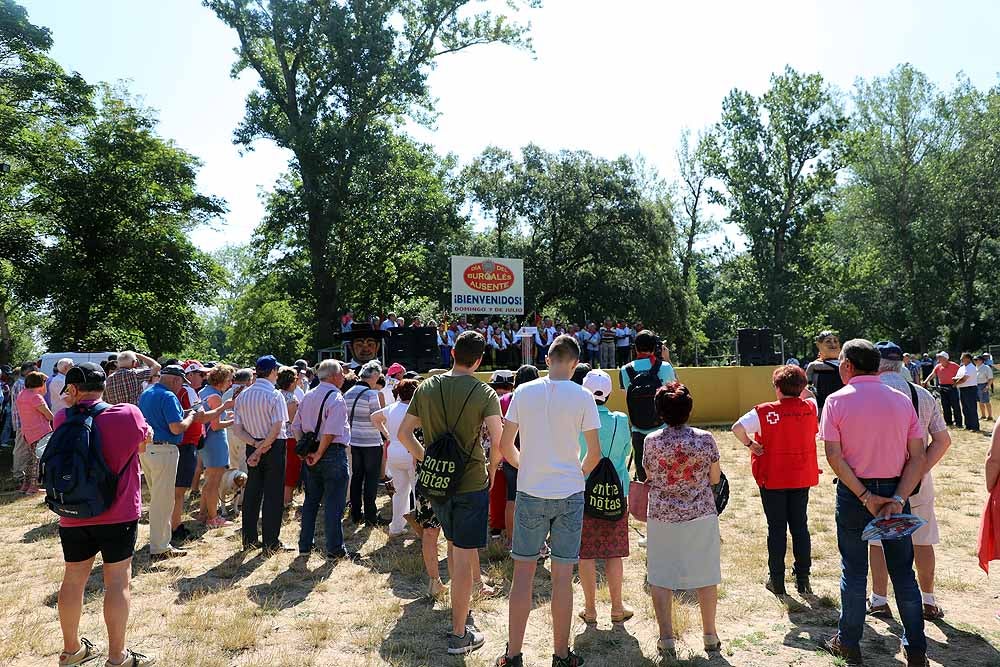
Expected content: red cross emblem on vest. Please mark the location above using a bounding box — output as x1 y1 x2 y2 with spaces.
765 411 780 425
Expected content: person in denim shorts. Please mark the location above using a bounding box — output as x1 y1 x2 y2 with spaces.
496 335 603 667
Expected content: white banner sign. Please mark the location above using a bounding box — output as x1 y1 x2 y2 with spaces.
451 256 525 315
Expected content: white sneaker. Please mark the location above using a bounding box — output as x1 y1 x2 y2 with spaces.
638 536 647 548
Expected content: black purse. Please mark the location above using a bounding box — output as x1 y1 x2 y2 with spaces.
295 390 335 458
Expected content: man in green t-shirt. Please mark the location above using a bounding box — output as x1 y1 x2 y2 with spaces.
398 331 502 656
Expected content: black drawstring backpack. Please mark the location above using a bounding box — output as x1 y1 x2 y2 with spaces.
584 417 627 521
415 382 478 500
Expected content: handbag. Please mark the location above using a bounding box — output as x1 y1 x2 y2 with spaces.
294 389 335 457
628 479 649 522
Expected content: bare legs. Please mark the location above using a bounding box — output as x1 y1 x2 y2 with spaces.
200 467 224 521
58 557 133 665
579 558 626 618
651 584 717 642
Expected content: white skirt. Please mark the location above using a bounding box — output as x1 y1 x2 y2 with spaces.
646 514 722 590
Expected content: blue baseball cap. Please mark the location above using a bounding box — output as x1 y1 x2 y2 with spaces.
255 355 282 375
875 341 903 361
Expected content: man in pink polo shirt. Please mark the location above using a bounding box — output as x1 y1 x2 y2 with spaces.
53 363 155 667
820 339 928 667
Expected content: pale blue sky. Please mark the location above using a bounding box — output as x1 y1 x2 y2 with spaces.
21 0 1000 250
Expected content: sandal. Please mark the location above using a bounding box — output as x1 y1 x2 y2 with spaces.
60 637 99 666
577 610 597 625
923 603 945 620
611 608 634 623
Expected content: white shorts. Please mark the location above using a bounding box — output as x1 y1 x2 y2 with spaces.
870 500 939 547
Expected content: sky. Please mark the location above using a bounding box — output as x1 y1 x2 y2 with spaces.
19 0 1000 251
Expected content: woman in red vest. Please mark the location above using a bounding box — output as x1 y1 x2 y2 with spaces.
732 365 820 596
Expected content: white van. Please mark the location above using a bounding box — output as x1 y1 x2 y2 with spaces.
38 351 118 375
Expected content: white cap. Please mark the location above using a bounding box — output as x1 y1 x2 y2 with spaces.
936 351 949 360
184 362 206 374
582 369 613 400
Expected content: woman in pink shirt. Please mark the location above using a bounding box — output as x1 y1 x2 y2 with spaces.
15 371 53 494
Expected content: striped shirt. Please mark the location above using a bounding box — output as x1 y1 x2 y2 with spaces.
343 383 383 447
234 378 289 441
105 367 154 405
9 379 24 429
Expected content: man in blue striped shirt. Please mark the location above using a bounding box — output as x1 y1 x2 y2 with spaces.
232 355 290 553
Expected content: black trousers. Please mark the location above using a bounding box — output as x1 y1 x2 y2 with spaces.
759 486 811 579
242 439 286 548
960 386 980 431
350 445 383 522
631 431 648 482
940 385 961 427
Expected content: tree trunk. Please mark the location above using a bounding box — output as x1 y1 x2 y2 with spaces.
0 305 11 366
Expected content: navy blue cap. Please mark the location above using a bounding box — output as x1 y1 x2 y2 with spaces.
255 355 281 375
875 341 903 361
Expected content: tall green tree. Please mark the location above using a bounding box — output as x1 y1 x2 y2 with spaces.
462 146 525 256
27 87 226 355
703 66 847 337
846 64 950 348
207 0 538 349
0 0 92 364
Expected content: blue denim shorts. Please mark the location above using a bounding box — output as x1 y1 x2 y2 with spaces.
430 488 489 550
979 383 991 403
512 491 584 564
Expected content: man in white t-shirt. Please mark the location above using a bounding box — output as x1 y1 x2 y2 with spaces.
47 358 74 415
497 335 602 667
953 352 980 431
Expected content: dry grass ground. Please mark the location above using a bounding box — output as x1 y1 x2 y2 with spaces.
2 419 1000 667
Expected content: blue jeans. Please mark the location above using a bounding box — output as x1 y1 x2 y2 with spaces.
512 491 584 564
299 446 349 555
836 480 925 654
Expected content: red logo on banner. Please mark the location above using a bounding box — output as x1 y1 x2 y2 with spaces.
463 260 515 292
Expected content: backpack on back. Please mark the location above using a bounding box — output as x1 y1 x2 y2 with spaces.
40 402 131 519
814 360 845 410
624 359 664 430
415 381 479 500
584 416 627 521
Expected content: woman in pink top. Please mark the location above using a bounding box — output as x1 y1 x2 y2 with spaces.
15 371 53 494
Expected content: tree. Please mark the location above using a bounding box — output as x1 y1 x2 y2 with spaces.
462 146 525 256
675 128 716 289
461 144 687 339
207 0 538 350
26 87 226 355
929 82 1000 348
846 64 950 348
703 66 847 337
0 0 92 363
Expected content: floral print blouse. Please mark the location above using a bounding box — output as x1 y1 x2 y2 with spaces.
643 425 720 523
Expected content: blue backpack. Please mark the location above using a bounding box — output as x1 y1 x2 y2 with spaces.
40 402 131 518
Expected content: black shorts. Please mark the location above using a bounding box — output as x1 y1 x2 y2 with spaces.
502 461 519 502
59 520 138 564
175 445 198 488
430 488 489 550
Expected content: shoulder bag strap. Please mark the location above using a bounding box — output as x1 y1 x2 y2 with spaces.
450 384 479 431
313 390 335 434
349 388 371 425
908 382 920 418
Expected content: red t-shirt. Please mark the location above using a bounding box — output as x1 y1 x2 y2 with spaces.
57 401 150 528
933 361 960 386
177 386 205 446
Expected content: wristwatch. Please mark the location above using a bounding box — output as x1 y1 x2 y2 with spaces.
892 494 906 507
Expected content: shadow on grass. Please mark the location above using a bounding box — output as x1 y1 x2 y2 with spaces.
926 619 1000 665
573 624 650 665
246 556 335 611
173 549 268 603
378 597 453 665
22 519 59 543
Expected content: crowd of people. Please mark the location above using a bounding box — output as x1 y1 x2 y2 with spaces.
1 325 998 667
343 311 654 370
